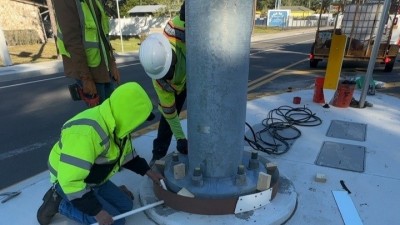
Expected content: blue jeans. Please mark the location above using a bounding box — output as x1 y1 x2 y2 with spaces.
95 82 114 103
56 181 133 225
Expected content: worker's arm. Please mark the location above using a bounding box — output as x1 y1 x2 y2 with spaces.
153 79 186 140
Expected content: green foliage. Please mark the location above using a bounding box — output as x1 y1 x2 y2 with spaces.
109 36 142 52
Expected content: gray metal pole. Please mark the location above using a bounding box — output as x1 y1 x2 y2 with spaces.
186 0 253 178
359 0 391 108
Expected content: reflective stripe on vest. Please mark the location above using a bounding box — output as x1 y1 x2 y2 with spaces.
164 17 185 43
48 118 110 178
63 118 110 152
160 103 176 115
156 79 175 93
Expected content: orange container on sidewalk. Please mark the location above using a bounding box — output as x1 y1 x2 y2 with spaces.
313 77 325 103
331 83 356 108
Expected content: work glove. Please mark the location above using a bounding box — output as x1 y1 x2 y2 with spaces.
81 76 97 96
82 94 100 108
80 76 99 107
110 60 120 84
176 138 188 155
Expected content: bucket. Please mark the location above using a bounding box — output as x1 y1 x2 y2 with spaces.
313 77 325 103
331 83 356 108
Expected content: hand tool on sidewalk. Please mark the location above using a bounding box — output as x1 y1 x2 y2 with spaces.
90 180 167 225
90 200 164 225
90 200 165 225
0 191 21 203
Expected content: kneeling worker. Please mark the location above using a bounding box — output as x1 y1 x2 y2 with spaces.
37 82 164 225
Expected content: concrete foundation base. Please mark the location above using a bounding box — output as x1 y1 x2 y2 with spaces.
139 174 297 225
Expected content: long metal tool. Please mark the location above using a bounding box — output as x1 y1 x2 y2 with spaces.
91 180 167 225
90 200 164 225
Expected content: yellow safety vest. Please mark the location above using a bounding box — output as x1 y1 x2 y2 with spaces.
56 0 110 69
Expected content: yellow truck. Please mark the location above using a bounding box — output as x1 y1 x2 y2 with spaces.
309 0 399 72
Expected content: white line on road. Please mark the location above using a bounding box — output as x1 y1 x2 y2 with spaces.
118 62 141 68
0 143 48 161
0 76 64 89
250 39 314 56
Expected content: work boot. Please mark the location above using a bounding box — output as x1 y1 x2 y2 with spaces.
37 187 61 225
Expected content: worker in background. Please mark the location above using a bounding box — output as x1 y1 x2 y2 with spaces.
139 2 187 165
53 0 120 107
37 82 164 225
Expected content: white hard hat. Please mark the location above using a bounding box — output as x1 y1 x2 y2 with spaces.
139 33 172 80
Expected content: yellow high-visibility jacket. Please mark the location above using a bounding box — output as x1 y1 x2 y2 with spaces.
48 82 152 216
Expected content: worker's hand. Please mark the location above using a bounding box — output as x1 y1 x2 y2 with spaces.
146 170 164 186
95 209 114 225
119 185 134 200
81 76 97 96
176 138 188 155
110 61 120 84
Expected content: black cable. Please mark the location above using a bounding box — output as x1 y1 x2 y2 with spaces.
244 105 322 155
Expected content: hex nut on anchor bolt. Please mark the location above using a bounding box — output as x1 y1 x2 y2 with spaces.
235 165 247 186
248 150 259 170
172 152 179 164
191 167 203 186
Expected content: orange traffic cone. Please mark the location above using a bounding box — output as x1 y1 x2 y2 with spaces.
313 77 325 103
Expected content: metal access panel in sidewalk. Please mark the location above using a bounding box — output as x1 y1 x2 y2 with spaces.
315 141 366 172
326 120 367 141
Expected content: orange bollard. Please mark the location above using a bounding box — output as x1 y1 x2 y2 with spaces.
313 77 325 103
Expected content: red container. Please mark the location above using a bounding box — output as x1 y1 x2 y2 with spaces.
313 77 325 103
331 83 356 108
293 96 301 104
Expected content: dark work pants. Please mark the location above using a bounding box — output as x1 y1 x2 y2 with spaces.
152 89 187 160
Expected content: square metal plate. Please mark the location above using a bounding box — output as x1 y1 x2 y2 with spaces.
326 120 367 142
315 141 365 172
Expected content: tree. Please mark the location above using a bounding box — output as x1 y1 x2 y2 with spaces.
155 0 183 17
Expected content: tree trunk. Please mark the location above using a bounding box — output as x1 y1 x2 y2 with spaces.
46 0 60 57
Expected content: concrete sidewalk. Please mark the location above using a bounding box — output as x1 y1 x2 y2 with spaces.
0 27 317 83
1 88 400 225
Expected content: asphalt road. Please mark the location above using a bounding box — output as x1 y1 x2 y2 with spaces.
1 31 399 190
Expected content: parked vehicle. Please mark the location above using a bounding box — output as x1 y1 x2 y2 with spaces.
309 0 399 72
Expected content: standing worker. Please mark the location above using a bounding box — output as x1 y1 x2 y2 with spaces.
53 0 120 107
36 82 164 225
139 2 187 164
